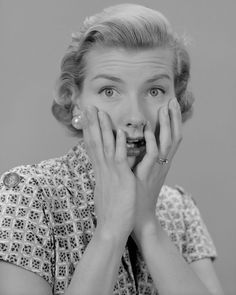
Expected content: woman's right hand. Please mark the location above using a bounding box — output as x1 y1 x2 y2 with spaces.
82 106 136 241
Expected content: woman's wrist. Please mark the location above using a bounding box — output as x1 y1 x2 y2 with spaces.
94 224 129 250
134 214 162 244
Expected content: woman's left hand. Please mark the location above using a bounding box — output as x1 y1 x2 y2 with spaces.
133 97 183 234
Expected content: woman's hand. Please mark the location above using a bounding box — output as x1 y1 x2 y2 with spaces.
82 106 136 241
133 97 183 234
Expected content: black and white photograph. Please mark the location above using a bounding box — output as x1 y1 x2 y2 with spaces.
0 1 235 294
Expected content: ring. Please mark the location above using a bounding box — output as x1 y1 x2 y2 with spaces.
157 158 169 165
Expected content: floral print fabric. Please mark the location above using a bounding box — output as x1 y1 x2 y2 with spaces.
0 139 217 294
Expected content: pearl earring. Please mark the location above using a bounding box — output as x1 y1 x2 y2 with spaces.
72 108 84 130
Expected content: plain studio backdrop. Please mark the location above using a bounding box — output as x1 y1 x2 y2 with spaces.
0 0 235 294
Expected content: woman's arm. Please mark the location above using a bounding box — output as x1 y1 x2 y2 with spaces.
131 99 224 294
0 228 127 295
0 261 53 295
0 107 136 295
63 107 136 295
65 227 127 295
133 217 224 295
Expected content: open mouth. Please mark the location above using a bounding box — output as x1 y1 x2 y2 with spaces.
126 137 146 157
126 137 146 149
113 131 146 156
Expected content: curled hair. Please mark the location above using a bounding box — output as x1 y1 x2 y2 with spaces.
52 4 194 135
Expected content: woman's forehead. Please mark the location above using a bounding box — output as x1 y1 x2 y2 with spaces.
84 46 174 79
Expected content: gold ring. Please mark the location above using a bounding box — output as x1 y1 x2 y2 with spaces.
157 158 169 165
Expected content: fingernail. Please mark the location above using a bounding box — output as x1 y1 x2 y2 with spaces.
171 98 179 109
162 106 168 116
98 110 106 127
98 110 104 119
117 128 123 137
145 121 152 130
86 105 93 113
82 108 88 121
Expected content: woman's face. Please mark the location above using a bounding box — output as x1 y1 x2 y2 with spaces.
77 45 175 167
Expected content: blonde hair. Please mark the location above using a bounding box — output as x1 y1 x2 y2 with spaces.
52 4 194 134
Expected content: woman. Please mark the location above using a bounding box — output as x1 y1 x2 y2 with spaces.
0 4 224 295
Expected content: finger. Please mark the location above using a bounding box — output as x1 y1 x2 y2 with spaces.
169 98 183 154
98 110 115 158
114 129 128 164
139 121 159 170
159 105 172 159
82 106 104 163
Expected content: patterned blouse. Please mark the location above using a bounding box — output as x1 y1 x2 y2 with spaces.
0 139 217 295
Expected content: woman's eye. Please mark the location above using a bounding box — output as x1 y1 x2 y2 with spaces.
100 87 116 97
149 88 163 97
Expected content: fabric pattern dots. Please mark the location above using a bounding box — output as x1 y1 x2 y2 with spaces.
0 139 217 294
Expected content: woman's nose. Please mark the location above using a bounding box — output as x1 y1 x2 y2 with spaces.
126 118 146 129
124 102 147 130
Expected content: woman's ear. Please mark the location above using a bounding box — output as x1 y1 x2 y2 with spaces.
71 86 81 103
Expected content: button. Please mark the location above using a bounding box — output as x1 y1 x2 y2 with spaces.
3 172 20 188
175 185 186 195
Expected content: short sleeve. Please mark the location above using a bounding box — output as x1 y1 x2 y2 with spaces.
180 190 217 264
0 166 55 287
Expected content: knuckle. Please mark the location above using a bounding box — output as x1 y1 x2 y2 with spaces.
150 149 159 160
165 140 172 151
103 144 109 153
115 155 126 165
115 157 123 164
103 146 113 159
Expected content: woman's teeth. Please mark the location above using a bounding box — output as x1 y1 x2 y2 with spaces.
126 138 145 148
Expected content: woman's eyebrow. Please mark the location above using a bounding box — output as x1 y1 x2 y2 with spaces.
91 74 124 83
146 74 171 83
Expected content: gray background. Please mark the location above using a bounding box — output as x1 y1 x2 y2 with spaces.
0 0 235 294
